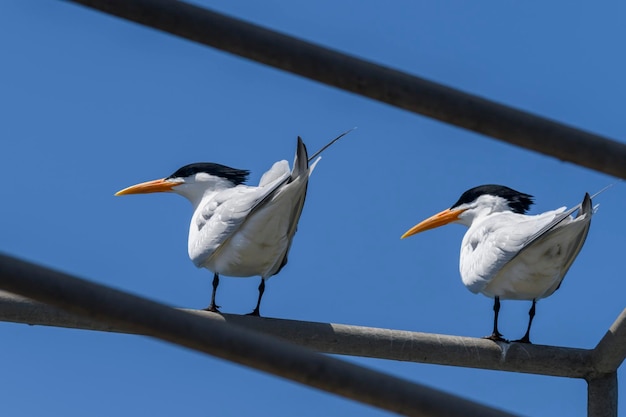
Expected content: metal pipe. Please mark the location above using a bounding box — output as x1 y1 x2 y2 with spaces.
587 372 618 417
592 309 626 375
0 290 593 379
66 0 626 179
0 254 519 417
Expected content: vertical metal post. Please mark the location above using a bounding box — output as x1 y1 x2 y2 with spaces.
587 372 618 417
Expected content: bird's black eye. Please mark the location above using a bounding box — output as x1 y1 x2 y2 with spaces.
167 163 250 186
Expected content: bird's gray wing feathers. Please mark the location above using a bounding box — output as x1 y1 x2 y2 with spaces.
461 212 561 293
507 193 592 265
191 164 291 266
464 192 595 296
244 137 310 275
269 137 310 274
544 193 593 290
203 138 313 276
246 137 308 219
501 193 592 297
514 183 608 254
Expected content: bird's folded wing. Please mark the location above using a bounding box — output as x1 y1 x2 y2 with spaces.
463 210 566 292
192 163 291 263
250 136 313 274
507 193 592 265
466 193 594 294
260 167 310 275
212 138 312 275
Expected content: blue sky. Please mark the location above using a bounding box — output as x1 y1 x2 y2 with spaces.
1 1 625 416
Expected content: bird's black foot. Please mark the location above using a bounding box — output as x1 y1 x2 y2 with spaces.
512 336 532 344
483 333 508 343
204 304 221 313
246 308 261 317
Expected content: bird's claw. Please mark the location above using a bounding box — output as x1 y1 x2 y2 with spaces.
204 304 221 313
483 333 509 343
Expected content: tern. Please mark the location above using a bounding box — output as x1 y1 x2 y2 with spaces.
401 184 596 343
116 131 350 316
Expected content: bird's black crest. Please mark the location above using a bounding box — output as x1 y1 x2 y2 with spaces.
451 184 534 214
167 163 249 186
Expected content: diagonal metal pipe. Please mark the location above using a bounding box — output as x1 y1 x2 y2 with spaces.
65 0 626 179
592 308 626 374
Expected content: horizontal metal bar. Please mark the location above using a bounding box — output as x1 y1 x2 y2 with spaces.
587 372 618 417
0 253 519 417
66 0 626 179
0 290 593 379
592 308 626 374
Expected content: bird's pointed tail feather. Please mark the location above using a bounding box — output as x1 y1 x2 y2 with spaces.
291 136 309 181
577 192 593 218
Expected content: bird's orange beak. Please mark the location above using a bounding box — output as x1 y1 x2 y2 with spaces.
115 178 179 196
401 208 467 239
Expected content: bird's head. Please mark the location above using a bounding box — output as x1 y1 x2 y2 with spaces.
115 163 249 206
401 184 534 238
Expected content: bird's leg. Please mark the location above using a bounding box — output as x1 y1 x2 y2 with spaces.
247 279 265 317
484 296 507 342
204 273 221 312
514 299 536 344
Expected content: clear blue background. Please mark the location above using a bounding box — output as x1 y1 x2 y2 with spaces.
1 1 624 416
